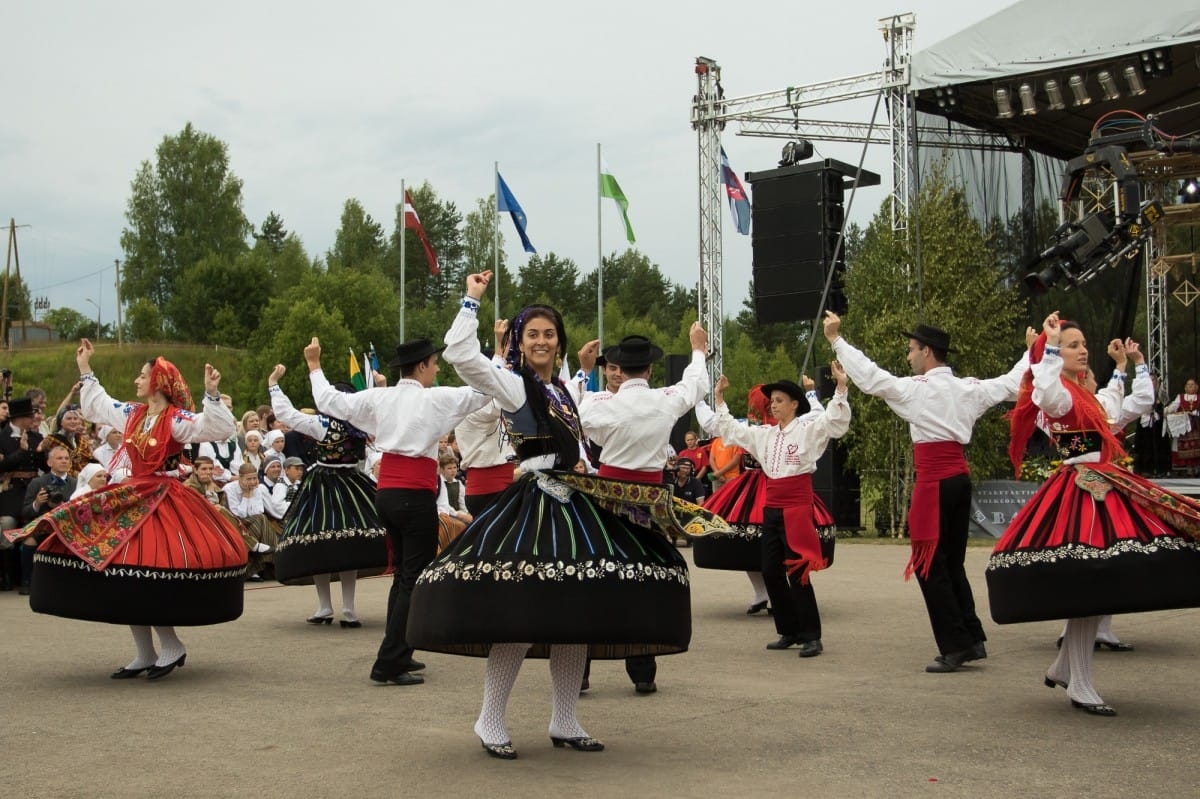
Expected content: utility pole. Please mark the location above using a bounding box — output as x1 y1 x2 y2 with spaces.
114 259 123 346
2 219 30 350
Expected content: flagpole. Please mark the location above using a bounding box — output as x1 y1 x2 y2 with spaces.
494 161 501 329
399 178 406 341
596 143 604 351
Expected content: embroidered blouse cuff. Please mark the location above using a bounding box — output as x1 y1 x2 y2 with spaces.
79 371 96 382
204 392 222 403
461 295 481 313
1135 363 1149 375
268 384 283 393
574 369 588 383
1043 345 1061 357
1111 370 1127 381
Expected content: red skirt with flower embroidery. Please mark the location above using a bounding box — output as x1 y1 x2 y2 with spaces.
24 476 248 626
986 461 1200 623
694 468 836 571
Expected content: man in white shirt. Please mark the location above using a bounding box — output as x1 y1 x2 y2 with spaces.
305 335 491 686
825 312 1026 673
222 462 278 581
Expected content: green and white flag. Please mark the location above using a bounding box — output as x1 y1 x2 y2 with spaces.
599 158 635 244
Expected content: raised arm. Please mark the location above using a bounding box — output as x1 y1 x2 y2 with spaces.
442 271 527 412
268 364 326 440
824 312 917 407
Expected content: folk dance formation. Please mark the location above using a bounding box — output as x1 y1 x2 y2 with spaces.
10 287 1200 752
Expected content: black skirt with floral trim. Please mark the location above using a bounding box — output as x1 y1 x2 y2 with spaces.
408 470 729 659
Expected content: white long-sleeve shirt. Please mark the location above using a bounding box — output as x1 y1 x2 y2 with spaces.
223 480 272 519
711 390 851 478
832 336 1026 444
575 351 709 472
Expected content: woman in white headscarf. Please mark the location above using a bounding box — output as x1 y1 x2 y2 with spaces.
70 463 109 500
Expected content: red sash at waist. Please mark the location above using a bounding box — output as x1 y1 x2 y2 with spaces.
377 453 438 492
765 473 826 585
465 462 515 495
905 442 968 580
598 464 663 485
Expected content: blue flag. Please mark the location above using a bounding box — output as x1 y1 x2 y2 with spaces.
496 172 537 254
720 148 751 235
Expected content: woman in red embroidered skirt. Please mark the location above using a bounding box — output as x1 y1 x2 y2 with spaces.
18 339 247 679
986 314 1200 716
1165 377 1200 473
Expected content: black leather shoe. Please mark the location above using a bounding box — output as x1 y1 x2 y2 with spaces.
635 681 657 694
146 653 187 680
370 670 424 686
579 678 590 693
110 666 151 679
480 738 518 760
550 736 605 751
924 648 970 673
397 659 426 672
746 600 769 615
306 614 334 625
17 584 30 595
964 641 987 662
766 635 801 650
1071 699 1117 716
1096 641 1134 652
798 640 823 658
339 619 363 628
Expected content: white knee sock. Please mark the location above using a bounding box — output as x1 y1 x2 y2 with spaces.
746 571 769 604
339 570 358 621
312 574 334 618
1062 616 1104 706
548 644 590 740
127 625 157 669
475 643 529 746
153 626 186 667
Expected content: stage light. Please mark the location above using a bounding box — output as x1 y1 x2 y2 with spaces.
1181 178 1200 205
1140 48 1172 78
1123 65 1147 96
1044 79 1066 111
1018 83 1037 115
1068 74 1091 106
1097 70 1121 101
778 140 814 166
994 87 1014 119
934 86 958 110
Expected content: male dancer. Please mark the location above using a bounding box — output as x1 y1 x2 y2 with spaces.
825 312 1027 673
306 335 490 686
575 327 709 693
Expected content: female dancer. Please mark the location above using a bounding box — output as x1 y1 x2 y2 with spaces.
17 340 247 679
267 365 388 627
988 314 1200 715
409 271 713 759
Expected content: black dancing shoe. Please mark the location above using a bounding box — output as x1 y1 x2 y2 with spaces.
1043 675 1067 690
924 648 971 673
306 614 334 625
146 653 187 680
1095 641 1134 652
765 635 801 650
370 669 424 686
339 619 362 628
634 681 657 694
550 736 605 751
110 666 152 679
964 641 987 662
797 640 823 658
746 600 769 615
1071 699 1117 716
480 738 518 760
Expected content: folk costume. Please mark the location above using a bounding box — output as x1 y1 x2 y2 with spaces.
15 357 247 677
310 337 492 684
454 396 515 517
1164 388 1200 472
408 300 727 755
269 380 388 626
987 329 1200 714
710 380 850 655
832 325 1027 669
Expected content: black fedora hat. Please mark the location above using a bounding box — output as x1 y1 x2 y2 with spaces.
603 335 664 369
7 397 34 419
388 338 446 368
901 324 955 353
759 380 812 416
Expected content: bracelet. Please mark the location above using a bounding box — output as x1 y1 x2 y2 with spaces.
1043 345 1061 356
462 296 481 312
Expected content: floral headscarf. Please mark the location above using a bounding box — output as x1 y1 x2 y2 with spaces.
150 357 194 412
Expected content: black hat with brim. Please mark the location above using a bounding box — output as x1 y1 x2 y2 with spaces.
603 335 664 369
389 338 446 368
759 380 811 416
901 324 955 354
7 397 34 419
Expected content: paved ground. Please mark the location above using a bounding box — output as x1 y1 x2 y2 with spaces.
2 541 1196 798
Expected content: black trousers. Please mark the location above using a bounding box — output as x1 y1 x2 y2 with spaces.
761 506 821 643
914 473 985 655
581 655 657 686
373 488 438 674
464 490 505 518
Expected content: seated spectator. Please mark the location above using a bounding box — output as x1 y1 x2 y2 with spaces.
242 430 267 474
16 444 77 594
91 425 123 470
264 429 286 457
261 451 284 488
268 456 306 520
437 455 472 553
198 434 241 485
667 457 707 547
222 462 279 581
46 406 94 477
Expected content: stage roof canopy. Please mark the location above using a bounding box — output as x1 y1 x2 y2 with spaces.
909 0 1200 159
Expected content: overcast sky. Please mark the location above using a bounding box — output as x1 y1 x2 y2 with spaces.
5 0 1018 335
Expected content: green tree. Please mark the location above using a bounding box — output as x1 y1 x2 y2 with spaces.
119 122 251 322
253 211 289 255
43 307 94 341
125 298 164 343
386 182 466 307
327 199 386 272
516 253 582 315
835 162 1025 535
